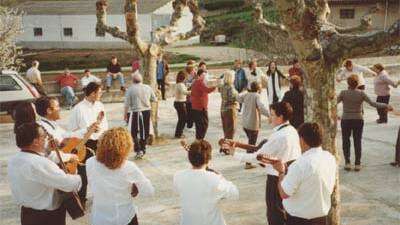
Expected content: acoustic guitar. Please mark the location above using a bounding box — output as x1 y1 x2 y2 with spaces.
62 111 104 173
218 138 280 166
41 126 85 219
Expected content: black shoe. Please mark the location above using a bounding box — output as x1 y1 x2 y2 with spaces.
106 86 110 92
376 119 387 124
390 162 400 167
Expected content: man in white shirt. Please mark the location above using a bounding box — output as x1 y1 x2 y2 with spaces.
26 60 46 96
68 82 108 204
124 72 157 159
8 122 81 225
245 59 267 90
271 123 337 225
174 140 239 225
336 59 377 90
227 102 301 225
81 69 101 89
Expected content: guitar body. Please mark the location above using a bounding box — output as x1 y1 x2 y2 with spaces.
62 137 87 161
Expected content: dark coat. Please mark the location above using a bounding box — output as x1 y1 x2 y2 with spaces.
282 88 304 128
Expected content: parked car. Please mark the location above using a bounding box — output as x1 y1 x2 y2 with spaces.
0 70 40 115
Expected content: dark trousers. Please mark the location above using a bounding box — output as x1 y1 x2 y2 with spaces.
244 128 258 152
376 95 390 122
266 175 286 225
157 79 166 100
395 126 400 163
186 101 193 128
174 101 187 137
21 206 66 225
192 109 209 140
341 119 364 165
221 108 237 139
78 139 98 204
129 110 151 153
287 214 327 225
127 215 139 225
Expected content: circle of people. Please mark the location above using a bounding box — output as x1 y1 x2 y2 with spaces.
10 56 400 225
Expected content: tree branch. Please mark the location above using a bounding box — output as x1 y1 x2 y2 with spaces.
155 0 205 46
124 0 150 55
95 0 129 41
332 15 372 34
324 19 400 61
253 2 287 33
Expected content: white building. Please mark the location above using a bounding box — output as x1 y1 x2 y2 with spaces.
17 0 199 49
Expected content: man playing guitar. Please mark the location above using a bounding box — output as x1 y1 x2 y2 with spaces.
8 122 82 225
68 82 108 204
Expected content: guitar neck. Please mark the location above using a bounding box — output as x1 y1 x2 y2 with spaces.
232 141 258 152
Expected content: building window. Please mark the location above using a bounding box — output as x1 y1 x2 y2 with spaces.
340 9 355 19
63 28 73 37
33 27 43 37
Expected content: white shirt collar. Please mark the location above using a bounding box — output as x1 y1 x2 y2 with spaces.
302 146 323 157
273 121 290 132
83 98 96 106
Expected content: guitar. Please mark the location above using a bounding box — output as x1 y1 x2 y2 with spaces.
62 111 104 173
218 138 280 166
179 139 220 175
41 127 85 219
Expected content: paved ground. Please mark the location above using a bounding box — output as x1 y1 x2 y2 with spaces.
0 76 399 225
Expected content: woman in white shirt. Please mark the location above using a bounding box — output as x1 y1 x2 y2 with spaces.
174 71 191 138
86 127 154 225
174 140 239 225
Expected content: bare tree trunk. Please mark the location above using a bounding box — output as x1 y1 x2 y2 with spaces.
142 51 159 138
302 62 340 225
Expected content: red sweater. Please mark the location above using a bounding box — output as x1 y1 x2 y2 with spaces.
190 79 216 111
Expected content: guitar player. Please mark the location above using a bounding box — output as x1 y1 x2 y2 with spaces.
68 82 108 205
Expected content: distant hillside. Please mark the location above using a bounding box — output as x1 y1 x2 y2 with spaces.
201 3 296 62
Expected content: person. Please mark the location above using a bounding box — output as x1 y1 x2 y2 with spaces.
237 82 270 169
271 123 337 225
81 69 101 89
190 69 217 140
124 72 157 159
372 63 399 123
336 59 377 90
26 60 46 96
106 56 125 92
86 127 154 225
174 71 191 138
266 61 287 105
13 102 37 133
227 101 301 225
8 122 81 225
185 60 197 128
69 82 108 203
198 61 211 85
288 58 305 80
282 75 304 128
55 68 79 110
337 75 392 171
156 53 170 100
174 140 239 225
390 110 400 167
219 70 239 142
245 59 266 90
131 56 140 73
233 59 247 112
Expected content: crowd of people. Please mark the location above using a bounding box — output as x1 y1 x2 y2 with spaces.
8 56 400 225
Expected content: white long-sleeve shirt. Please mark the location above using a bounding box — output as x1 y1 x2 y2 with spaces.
234 122 301 176
245 67 267 89
336 64 376 87
68 99 108 140
282 147 337 219
7 151 81 210
174 168 239 225
81 74 101 88
86 157 154 225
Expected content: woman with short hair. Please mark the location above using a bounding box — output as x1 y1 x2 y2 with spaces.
337 75 392 171
372 63 399 123
238 82 270 169
219 70 239 143
174 70 191 138
86 127 154 225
